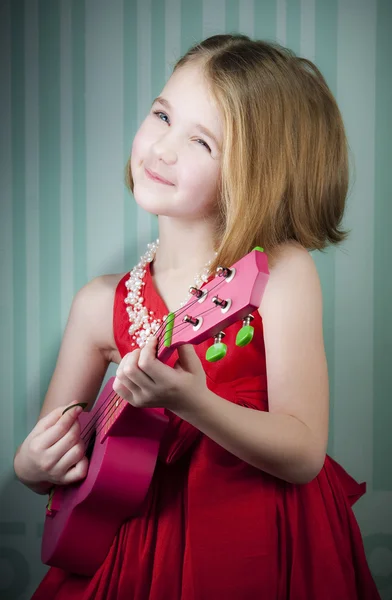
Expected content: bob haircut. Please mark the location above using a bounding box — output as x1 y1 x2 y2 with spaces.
125 34 351 272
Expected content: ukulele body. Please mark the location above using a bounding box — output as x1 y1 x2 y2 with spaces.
41 376 169 575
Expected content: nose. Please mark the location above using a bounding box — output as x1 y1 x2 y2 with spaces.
152 133 178 165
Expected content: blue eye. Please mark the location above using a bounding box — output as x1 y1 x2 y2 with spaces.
153 110 169 124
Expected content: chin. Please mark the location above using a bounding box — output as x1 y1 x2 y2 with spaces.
132 180 214 221
131 184 172 216
133 193 161 215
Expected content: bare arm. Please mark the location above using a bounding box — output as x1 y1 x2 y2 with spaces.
14 273 124 493
173 244 329 484
37 274 123 419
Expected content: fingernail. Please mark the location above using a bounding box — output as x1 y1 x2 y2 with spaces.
62 402 88 415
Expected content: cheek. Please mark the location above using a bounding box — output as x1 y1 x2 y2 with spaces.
180 163 220 203
130 118 158 169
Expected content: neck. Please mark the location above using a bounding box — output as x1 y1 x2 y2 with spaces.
152 216 217 278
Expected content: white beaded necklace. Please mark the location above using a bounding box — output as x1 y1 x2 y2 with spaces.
124 239 216 348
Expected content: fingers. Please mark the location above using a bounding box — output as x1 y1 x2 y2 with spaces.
116 348 155 389
17 403 90 489
38 404 84 448
113 376 139 399
38 419 88 485
49 454 89 486
137 337 169 381
61 456 89 485
34 403 82 434
45 419 85 467
53 436 86 477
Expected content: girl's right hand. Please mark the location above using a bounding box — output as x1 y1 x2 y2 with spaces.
14 404 89 491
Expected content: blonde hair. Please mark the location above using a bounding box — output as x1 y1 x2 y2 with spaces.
126 34 350 273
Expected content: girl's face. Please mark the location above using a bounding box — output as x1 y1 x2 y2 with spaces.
130 62 223 222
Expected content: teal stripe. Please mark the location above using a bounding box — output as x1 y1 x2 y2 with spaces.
373 0 392 491
72 0 87 292
286 0 301 55
313 0 338 455
181 0 203 55
11 0 27 447
124 0 138 270
150 0 166 242
225 0 239 33
254 0 276 41
39 1 62 401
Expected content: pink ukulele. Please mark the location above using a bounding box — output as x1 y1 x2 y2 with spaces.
41 247 269 575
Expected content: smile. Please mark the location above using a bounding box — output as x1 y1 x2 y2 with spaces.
145 168 175 186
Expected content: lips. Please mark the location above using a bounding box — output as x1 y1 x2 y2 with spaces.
145 168 174 186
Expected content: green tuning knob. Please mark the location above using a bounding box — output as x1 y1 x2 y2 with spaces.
206 332 227 362
235 315 255 347
252 246 264 252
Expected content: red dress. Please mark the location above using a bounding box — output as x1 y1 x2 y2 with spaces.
32 264 380 599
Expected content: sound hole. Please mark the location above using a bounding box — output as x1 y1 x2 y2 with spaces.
85 429 96 461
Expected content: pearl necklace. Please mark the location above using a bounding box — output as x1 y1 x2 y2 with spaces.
124 239 216 348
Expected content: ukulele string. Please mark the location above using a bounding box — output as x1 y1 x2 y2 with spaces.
82 391 127 448
80 388 124 444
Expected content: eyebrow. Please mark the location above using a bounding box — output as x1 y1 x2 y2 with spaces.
152 96 221 150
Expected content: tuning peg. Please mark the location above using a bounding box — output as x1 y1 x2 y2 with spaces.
183 314 199 327
235 315 255 347
212 296 229 309
189 286 204 299
205 332 227 362
216 265 236 282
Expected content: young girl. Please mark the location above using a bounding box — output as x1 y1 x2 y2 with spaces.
14 34 380 599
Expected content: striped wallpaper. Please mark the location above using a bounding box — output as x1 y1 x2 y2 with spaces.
0 0 391 598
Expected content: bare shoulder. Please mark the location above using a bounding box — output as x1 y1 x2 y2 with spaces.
73 272 126 363
259 242 321 318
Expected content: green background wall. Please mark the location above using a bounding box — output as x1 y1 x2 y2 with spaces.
0 0 391 598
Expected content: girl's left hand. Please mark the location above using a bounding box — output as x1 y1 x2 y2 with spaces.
112 336 207 412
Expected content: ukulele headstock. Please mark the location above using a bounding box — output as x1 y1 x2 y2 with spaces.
156 247 269 363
